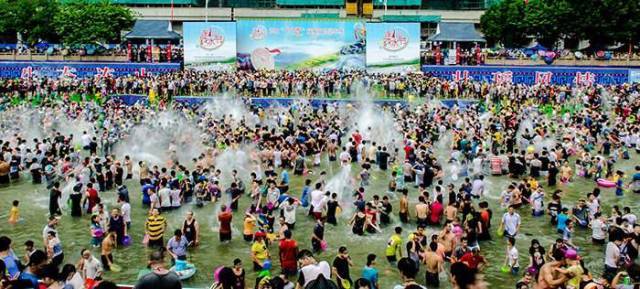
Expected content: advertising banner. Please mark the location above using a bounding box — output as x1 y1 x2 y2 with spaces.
183 22 237 71
0 62 180 79
237 19 366 71
422 65 630 85
365 22 420 73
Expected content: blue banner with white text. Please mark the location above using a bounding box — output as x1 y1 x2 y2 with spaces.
422 65 630 86
0 61 181 79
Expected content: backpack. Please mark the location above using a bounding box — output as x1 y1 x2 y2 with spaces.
305 274 339 289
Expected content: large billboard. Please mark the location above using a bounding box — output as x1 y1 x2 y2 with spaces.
366 22 421 73
237 19 366 71
183 22 237 71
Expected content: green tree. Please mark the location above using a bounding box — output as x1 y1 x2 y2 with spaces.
480 0 529 48
0 0 59 45
522 0 571 48
54 0 136 46
481 0 640 49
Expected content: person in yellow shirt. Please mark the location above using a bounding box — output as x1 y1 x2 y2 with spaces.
145 209 167 248
243 213 257 242
556 250 583 289
526 177 539 191
8 200 20 224
385 227 403 265
251 232 269 271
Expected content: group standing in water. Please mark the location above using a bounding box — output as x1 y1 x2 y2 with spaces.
0 73 640 289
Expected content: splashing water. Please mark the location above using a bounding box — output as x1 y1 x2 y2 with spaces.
113 110 206 167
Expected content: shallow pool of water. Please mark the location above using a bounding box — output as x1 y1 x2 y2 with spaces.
0 154 638 289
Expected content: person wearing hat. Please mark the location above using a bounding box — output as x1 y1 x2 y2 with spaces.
554 250 583 289
251 232 270 271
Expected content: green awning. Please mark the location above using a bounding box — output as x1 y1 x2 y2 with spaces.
380 15 441 22
276 0 343 6
301 13 340 18
374 0 421 6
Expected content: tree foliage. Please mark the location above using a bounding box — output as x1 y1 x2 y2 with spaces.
0 0 59 45
0 0 135 46
54 0 136 45
480 0 640 49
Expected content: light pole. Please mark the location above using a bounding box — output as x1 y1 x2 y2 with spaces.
384 0 387 17
205 0 209 22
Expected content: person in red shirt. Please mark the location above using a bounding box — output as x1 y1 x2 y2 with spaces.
403 143 414 160
429 195 444 225
85 183 99 214
278 230 298 277
218 205 233 243
459 248 487 270
352 130 362 147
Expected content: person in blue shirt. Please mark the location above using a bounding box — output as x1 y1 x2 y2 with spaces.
615 170 625 197
19 250 48 289
281 170 290 185
141 180 155 206
361 254 379 289
300 179 311 208
556 208 570 234
0 236 21 279
632 165 640 194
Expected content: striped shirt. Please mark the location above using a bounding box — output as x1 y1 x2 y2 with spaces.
145 215 167 240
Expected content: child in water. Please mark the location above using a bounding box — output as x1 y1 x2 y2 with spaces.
8 200 20 224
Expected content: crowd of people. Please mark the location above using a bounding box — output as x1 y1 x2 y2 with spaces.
0 44 183 63
0 69 639 289
0 69 574 103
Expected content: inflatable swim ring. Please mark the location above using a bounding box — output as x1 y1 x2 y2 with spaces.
171 261 197 280
596 178 616 188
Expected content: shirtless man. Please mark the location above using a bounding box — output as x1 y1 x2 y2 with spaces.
535 254 567 289
444 200 458 223
423 241 444 288
438 225 456 261
399 190 409 223
415 196 429 227
101 231 116 271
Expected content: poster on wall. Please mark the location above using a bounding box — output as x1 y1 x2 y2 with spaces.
365 22 420 73
444 49 457 65
183 22 237 71
236 19 366 71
